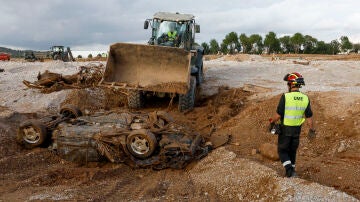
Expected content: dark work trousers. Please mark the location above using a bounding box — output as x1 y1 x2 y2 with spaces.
277 126 301 168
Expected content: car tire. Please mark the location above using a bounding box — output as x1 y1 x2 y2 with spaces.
60 105 82 118
17 120 48 148
126 129 157 159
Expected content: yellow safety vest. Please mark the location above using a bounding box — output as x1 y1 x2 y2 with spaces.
283 92 309 126
167 31 177 41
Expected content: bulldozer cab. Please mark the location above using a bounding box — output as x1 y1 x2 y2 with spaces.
145 12 200 50
49 46 74 62
153 21 184 47
51 46 64 53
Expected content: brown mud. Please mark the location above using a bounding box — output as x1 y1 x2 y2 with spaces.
0 87 359 200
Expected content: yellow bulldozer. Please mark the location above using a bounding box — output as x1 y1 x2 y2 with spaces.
101 12 204 111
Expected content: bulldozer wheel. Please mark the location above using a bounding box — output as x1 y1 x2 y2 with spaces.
60 105 82 118
126 129 157 159
17 120 47 148
196 62 204 85
179 76 196 112
63 55 69 62
128 90 145 109
54 54 62 61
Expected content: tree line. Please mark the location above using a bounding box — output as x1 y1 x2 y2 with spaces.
201 31 360 55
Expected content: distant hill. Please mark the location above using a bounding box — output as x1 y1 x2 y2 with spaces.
0 47 28 58
0 47 49 58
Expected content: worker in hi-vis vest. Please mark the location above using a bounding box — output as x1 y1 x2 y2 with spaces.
165 23 178 45
270 72 316 178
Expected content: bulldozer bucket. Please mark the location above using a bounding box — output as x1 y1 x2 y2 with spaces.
103 43 191 94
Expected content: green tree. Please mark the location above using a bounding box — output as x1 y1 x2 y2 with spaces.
220 42 229 54
201 42 210 55
264 31 280 54
290 32 305 53
249 34 263 54
279 36 293 53
303 35 318 54
88 54 93 58
77 55 82 59
340 36 352 52
330 40 340 55
239 33 251 53
223 31 240 54
314 41 331 54
209 39 220 54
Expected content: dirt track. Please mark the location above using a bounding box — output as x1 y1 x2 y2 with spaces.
0 56 359 201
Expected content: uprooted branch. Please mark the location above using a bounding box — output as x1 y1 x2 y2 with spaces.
23 64 104 93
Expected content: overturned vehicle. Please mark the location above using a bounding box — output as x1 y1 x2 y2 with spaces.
17 106 211 169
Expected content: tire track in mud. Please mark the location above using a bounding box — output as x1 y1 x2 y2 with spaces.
94 170 157 200
93 169 203 201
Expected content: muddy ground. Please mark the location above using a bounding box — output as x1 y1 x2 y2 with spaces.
0 56 359 201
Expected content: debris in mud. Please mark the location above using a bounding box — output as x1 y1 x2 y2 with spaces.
17 107 212 169
242 84 271 93
23 64 104 93
293 60 310 65
100 81 188 95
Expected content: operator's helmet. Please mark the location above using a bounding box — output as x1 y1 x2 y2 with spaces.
283 72 305 87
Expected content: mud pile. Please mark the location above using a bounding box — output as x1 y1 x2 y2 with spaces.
0 87 359 201
209 91 360 199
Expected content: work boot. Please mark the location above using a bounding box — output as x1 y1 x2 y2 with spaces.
290 170 298 178
289 164 298 178
285 165 293 177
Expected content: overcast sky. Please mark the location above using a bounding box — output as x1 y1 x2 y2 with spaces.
1 0 360 51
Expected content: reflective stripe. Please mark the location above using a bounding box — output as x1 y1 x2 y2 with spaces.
282 160 291 167
284 115 304 119
285 106 307 110
292 164 295 168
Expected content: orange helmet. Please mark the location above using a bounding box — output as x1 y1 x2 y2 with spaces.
283 72 305 87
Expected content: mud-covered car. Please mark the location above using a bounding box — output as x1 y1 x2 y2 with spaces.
17 106 211 169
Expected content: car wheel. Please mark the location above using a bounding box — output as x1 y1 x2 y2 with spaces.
17 120 47 148
126 129 157 159
60 105 82 118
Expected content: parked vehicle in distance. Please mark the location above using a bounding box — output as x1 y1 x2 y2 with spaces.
24 51 49 62
0 52 10 61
